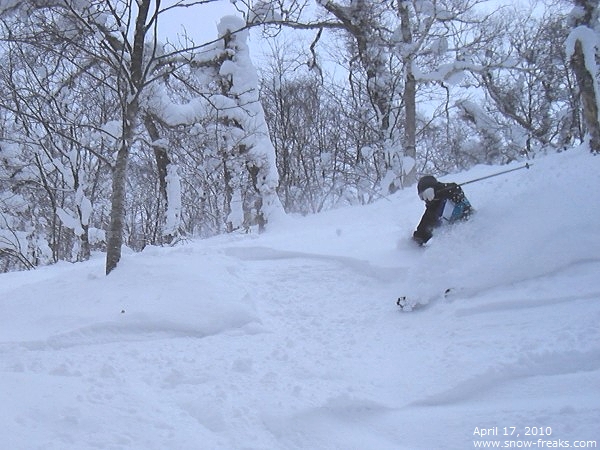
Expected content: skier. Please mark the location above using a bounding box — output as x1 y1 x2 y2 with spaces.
413 175 473 245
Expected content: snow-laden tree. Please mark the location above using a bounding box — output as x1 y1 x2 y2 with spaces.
312 0 502 189
317 1 408 192
138 16 284 235
469 3 582 157
0 0 286 274
0 1 147 273
566 0 600 153
0 140 45 271
259 43 367 213
0 13 113 266
212 16 284 231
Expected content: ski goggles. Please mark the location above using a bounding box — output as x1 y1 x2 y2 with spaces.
419 187 435 202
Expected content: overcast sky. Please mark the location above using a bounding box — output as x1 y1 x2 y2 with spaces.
158 1 241 45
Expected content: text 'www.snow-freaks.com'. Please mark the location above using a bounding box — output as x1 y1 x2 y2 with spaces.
473 439 598 448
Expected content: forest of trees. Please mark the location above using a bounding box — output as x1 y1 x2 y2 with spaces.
0 0 598 274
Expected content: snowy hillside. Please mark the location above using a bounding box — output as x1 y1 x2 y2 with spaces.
1 148 599 449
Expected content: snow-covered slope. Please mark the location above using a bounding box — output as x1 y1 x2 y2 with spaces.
1 148 599 449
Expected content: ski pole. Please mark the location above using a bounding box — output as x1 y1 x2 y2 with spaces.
458 162 532 187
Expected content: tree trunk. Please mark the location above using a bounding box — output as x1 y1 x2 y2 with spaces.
571 39 600 153
105 0 150 274
144 115 172 242
105 142 129 275
223 158 234 233
404 67 417 186
247 163 266 232
399 2 417 186
79 223 90 261
144 116 170 205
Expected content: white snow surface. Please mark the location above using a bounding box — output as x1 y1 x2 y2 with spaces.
1 148 599 449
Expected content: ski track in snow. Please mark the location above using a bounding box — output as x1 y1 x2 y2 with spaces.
222 246 405 282
411 348 600 407
1 149 600 449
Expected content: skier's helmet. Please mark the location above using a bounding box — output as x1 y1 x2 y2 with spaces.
417 175 437 194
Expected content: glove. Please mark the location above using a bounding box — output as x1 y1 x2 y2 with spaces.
412 232 426 246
